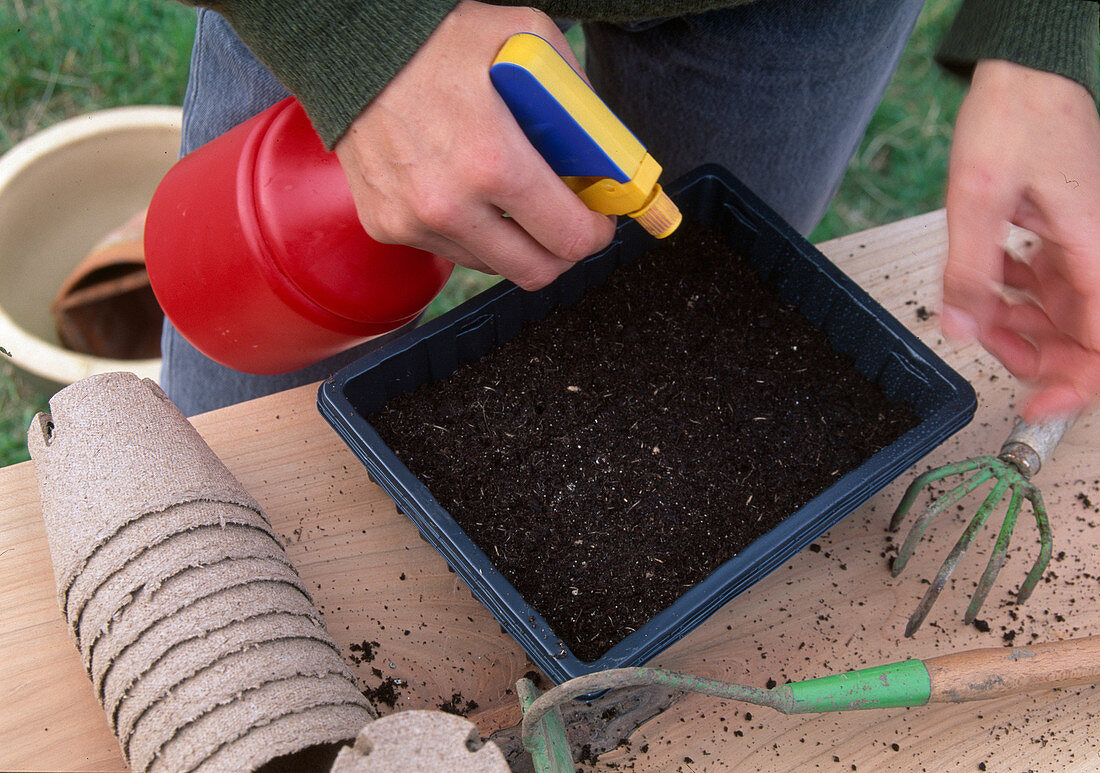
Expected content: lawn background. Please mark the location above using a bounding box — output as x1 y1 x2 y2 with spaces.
0 0 965 466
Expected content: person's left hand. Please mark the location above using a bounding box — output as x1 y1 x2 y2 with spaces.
942 59 1100 422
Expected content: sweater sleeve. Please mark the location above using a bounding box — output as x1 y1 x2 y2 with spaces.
936 0 1099 99
184 0 460 148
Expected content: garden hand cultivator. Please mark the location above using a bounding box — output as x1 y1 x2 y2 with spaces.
889 415 1075 636
516 634 1100 773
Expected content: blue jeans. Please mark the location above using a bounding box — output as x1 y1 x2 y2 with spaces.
161 0 925 416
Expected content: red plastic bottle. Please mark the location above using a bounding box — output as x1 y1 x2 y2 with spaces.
144 97 453 374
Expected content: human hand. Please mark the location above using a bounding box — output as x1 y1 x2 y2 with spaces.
943 59 1100 422
334 1 616 291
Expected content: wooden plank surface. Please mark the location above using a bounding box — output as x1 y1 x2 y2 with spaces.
2 210 1099 772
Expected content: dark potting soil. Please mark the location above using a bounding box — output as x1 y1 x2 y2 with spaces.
370 223 918 662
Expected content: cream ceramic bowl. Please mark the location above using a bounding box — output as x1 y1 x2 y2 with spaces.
0 106 181 386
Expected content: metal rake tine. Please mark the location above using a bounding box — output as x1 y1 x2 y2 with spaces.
888 456 991 532
1017 485 1053 604
891 466 996 577
964 486 1025 624
904 477 1012 637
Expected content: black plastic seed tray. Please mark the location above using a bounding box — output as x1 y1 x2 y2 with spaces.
318 164 977 684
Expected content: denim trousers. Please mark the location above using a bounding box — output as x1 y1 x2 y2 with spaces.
161 0 926 416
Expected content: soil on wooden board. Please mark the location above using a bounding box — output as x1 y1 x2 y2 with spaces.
370 223 918 662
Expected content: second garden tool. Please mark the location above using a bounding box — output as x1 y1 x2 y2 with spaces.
517 634 1100 773
889 414 1075 636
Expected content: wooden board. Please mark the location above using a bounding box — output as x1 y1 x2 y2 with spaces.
2 210 1099 772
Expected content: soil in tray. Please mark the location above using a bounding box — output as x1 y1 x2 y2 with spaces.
370 223 918 662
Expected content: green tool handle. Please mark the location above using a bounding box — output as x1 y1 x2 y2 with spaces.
779 634 1100 712
774 658 930 713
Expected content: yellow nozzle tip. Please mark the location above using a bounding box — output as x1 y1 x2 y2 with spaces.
631 187 682 239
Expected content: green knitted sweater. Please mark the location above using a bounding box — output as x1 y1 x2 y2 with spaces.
184 0 1098 148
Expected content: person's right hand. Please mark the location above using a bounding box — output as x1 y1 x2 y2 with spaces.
334 1 617 291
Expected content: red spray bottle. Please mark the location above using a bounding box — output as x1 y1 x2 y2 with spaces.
144 97 454 375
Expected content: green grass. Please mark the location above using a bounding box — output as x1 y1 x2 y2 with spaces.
0 361 47 464
810 0 963 241
0 0 964 467
1 1 197 152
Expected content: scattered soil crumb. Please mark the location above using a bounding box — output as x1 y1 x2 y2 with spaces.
438 691 479 716
348 640 380 665
362 677 403 709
